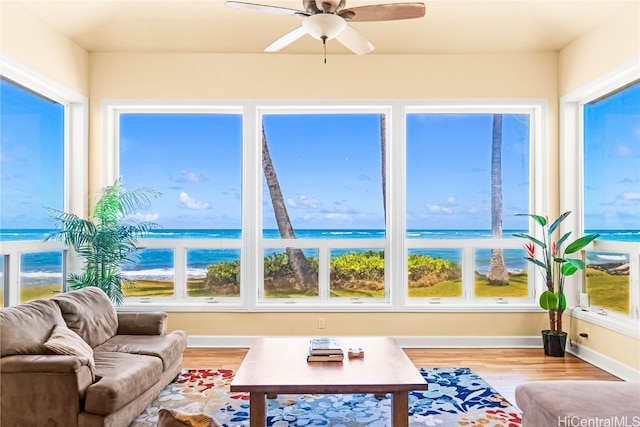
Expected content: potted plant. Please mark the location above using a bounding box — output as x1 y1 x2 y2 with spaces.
513 211 599 357
45 180 160 305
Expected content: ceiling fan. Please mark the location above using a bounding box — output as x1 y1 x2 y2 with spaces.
225 0 426 59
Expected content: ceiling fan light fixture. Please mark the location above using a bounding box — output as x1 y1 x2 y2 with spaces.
302 13 346 40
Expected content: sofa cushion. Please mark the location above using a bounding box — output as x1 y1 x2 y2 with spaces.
0 299 65 357
85 351 163 415
44 323 96 380
53 287 118 348
93 330 187 370
515 380 640 426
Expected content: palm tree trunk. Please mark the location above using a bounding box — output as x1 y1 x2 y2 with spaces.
488 114 509 285
261 125 317 290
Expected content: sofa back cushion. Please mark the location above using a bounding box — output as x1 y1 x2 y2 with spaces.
0 299 65 357
53 287 118 348
44 323 96 380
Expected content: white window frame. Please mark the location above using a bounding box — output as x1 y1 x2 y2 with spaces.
103 99 546 313
0 55 88 306
254 104 393 311
560 56 640 339
103 101 246 312
402 101 548 311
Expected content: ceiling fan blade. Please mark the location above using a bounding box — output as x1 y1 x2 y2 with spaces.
338 3 425 22
225 1 309 17
264 26 308 52
334 25 374 55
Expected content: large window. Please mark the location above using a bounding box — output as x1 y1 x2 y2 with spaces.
406 110 533 304
118 111 243 302
104 100 544 311
0 77 66 304
583 81 640 316
260 112 386 302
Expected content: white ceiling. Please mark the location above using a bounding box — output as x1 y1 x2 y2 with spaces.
11 0 638 55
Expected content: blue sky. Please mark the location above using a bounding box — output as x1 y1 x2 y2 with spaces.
584 83 640 231
120 113 243 229
1 78 638 232
0 78 64 228
123 112 530 230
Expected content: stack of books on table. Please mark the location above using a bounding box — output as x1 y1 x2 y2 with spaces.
307 337 344 362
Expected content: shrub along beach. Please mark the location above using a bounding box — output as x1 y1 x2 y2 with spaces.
2 228 632 313
8 252 628 314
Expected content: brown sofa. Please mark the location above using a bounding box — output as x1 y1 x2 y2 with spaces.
515 380 640 426
0 287 188 427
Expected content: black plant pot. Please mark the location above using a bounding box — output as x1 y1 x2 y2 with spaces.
541 330 567 357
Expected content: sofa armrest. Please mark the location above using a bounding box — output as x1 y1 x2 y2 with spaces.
0 355 94 426
1 353 92 375
117 312 168 335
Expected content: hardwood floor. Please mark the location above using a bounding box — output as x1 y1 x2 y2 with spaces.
182 346 621 405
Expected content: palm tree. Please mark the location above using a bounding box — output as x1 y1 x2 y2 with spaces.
44 180 160 305
261 125 317 290
487 114 509 285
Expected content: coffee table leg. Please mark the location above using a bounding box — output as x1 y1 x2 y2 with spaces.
391 391 409 427
250 392 266 427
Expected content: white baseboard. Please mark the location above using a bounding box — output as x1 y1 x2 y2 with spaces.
187 335 640 382
566 343 640 382
187 335 541 349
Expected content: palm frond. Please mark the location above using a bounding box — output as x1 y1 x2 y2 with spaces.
45 180 160 305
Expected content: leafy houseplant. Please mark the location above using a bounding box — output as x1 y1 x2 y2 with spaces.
45 180 160 305
513 211 599 356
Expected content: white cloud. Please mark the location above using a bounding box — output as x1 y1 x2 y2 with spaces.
287 195 320 210
620 192 640 203
426 204 453 214
325 212 351 220
130 212 160 222
175 170 207 183
616 145 631 157
178 192 211 210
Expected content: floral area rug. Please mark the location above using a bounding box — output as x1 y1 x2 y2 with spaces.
130 367 521 427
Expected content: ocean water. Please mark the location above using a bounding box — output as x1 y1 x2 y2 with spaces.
2 228 636 285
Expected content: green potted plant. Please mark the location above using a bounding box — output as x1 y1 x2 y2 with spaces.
45 180 160 305
513 211 599 357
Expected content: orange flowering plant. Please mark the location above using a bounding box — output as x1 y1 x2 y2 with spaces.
513 211 599 335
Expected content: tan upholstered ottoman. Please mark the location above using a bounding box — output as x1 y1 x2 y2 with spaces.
515 380 640 426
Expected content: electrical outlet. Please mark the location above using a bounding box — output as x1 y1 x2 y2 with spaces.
318 317 326 329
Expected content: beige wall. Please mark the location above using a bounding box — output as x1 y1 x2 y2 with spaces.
89 51 559 341
558 2 640 373
570 317 640 371
0 2 89 96
559 2 640 95
169 311 548 338
88 51 558 192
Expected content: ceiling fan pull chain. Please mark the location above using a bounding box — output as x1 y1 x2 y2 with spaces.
322 35 327 64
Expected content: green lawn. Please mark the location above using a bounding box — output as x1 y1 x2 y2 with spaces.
264 288 386 298
7 267 628 314
408 271 529 298
586 268 629 313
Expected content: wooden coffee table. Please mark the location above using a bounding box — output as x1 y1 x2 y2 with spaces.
230 336 428 427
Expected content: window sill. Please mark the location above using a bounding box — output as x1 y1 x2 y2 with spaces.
571 307 640 339
118 299 541 313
